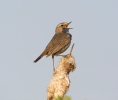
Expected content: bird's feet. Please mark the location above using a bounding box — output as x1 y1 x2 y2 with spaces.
53 66 56 75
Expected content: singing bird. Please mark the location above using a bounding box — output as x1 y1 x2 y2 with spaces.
34 22 73 71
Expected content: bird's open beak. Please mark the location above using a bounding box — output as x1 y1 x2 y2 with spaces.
68 21 72 25
67 21 73 29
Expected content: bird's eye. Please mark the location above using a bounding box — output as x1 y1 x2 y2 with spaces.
61 25 63 26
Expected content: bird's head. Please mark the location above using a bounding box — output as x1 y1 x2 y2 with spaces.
55 21 72 33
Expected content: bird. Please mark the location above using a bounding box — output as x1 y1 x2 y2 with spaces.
34 21 73 71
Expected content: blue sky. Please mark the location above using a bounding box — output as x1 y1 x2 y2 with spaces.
0 0 118 100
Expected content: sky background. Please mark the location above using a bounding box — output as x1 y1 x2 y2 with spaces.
0 0 118 100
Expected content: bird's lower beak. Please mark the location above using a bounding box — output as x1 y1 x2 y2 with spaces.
68 28 73 29
67 21 73 29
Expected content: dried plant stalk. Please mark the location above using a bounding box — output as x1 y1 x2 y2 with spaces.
47 44 76 100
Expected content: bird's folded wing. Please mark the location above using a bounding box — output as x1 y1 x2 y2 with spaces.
46 33 71 56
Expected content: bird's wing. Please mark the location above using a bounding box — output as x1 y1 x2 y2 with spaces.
45 33 72 57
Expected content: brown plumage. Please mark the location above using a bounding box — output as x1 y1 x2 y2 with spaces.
34 22 72 71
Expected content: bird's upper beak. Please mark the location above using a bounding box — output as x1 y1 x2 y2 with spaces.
67 21 73 29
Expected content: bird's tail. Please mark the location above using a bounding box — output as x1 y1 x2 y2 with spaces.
34 51 46 63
